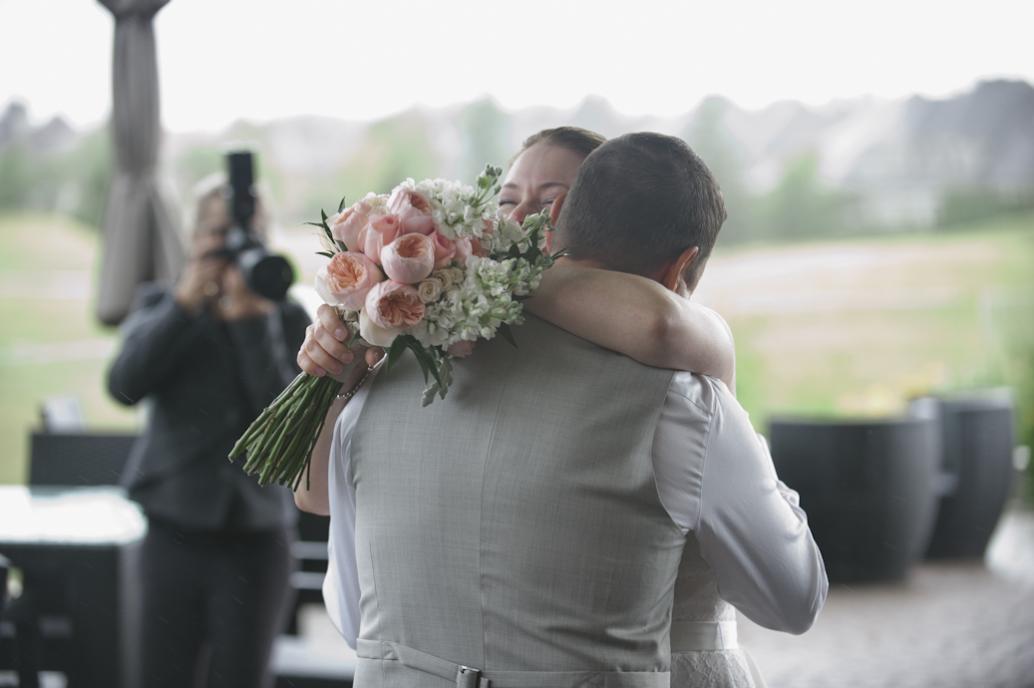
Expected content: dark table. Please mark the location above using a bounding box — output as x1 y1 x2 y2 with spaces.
0 485 146 688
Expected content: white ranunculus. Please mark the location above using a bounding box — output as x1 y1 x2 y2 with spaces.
417 277 444 304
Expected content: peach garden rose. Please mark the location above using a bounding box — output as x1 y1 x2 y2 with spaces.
315 251 383 311
363 214 402 265
388 187 437 236
329 199 375 252
381 233 436 284
364 281 425 330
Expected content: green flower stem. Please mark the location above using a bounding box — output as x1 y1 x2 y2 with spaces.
292 379 341 490
231 371 345 488
262 391 310 475
273 376 339 488
230 372 309 462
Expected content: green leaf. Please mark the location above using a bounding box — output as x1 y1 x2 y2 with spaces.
437 356 452 399
409 342 440 387
413 350 431 383
336 240 349 253
421 382 439 407
321 208 328 223
499 324 518 348
304 221 326 229
385 336 410 371
338 196 347 213
321 216 336 245
316 250 335 259
439 357 453 389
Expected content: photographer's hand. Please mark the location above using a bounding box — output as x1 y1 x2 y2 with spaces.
215 265 276 321
174 233 227 314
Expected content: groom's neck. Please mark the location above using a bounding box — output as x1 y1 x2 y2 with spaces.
560 256 693 298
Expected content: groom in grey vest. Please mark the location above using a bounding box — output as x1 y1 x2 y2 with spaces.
322 133 827 687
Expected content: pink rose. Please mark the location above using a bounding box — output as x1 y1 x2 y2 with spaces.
315 251 383 310
430 231 457 269
329 200 375 252
453 237 472 266
363 214 402 265
381 233 435 284
364 280 425 331
454 237 488 266
388 187 436 235
358 310 399 348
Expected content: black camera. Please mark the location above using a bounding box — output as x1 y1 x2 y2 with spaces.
220 150 295 301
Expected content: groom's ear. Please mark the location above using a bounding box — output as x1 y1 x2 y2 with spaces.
662 246 700 292
549 190 567 227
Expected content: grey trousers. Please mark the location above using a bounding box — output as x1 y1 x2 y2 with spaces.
137 519 295 688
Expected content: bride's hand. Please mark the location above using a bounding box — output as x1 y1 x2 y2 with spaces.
298 304 383 382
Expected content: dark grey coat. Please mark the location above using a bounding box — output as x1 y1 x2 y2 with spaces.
107 284 310 531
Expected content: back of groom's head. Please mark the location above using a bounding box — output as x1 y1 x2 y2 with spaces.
554 132 726 289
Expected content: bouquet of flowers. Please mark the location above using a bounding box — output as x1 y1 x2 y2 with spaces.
230 166 559 488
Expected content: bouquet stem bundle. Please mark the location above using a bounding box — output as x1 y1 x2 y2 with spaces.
230 372 343 489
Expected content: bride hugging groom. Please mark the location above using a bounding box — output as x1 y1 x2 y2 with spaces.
295 129 828 688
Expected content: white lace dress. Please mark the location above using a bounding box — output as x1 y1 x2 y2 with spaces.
671 541 767 688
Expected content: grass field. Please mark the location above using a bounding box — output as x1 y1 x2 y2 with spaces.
696 215 1034 425
1 211 1032 485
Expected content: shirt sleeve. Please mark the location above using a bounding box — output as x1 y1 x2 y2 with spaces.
321 376 374 649
657 373 828 635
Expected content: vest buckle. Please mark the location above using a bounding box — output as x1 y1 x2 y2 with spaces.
457 664 488 688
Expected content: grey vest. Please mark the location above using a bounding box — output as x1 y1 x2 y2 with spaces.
350 316 683 687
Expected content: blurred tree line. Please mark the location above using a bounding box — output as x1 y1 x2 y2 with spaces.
0 124 112 228
2 97 1033 245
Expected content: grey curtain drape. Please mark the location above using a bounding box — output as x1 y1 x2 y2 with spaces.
95 0 184 326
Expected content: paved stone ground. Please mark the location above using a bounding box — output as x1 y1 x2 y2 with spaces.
738 505 1034 688
298 505 1034 688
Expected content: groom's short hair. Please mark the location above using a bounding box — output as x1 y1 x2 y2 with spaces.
555 132 726 286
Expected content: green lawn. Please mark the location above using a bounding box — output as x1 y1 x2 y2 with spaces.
700 214 1034 427
1 211 1032 485
0 214 139 483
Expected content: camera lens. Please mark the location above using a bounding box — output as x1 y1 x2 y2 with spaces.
238 248 295 301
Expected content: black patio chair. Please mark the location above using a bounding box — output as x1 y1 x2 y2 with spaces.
27 431 137 487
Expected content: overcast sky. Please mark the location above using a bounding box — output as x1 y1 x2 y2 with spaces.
2 0 1032 131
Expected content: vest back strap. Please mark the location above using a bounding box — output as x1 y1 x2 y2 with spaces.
356 639 671 688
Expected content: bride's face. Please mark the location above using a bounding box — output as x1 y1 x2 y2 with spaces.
499 142 585 223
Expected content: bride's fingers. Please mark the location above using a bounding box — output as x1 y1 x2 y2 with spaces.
298 323 351 375
317 304 349 341
314 324 355 367
305 337 350 376
297 348 327 378
365 347 385 368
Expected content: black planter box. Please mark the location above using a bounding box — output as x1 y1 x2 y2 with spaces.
768 416 940 583
910 390 1016 560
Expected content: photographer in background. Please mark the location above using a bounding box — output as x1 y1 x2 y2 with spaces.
107 165 310 688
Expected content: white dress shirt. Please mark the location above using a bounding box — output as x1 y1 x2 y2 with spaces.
323 371 827 649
